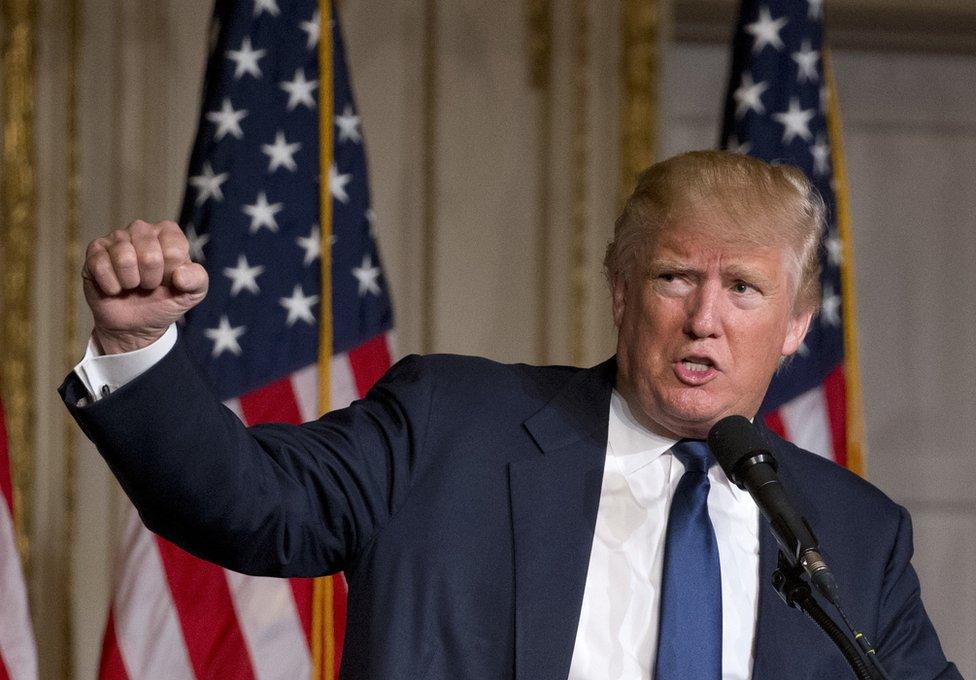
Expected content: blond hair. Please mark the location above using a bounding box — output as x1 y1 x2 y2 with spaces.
604 150 825 313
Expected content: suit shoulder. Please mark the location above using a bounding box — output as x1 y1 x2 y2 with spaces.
770 433 902 523
379 353 583 407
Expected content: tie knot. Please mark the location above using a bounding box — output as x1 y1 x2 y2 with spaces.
671 439 715 473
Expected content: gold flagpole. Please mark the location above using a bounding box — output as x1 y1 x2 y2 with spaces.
314 0 336 678
823 49 866 477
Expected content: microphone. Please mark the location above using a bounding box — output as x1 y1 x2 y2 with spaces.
707 415 840 605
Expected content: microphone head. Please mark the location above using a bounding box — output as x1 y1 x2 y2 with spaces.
707 415 775 485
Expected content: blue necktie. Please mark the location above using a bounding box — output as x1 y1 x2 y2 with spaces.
654 439 722 680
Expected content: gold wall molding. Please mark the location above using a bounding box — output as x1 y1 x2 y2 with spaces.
61 0 82 675
421 0 438 353
527 0 552 363
570 0 588 365
620 0 660 203
0 0 37 573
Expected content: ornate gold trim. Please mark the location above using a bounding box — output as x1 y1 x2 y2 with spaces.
570 0 588 365
527 0 552 363
0 0 37 575
620 0 660 204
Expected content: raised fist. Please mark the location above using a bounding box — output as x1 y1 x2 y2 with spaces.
83 220 209 354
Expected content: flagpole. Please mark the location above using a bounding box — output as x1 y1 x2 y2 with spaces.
314 1 336 678
823 49 866 477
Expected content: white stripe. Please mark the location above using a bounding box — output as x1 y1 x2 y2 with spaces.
225 397 245 423
330 352 359 409
112 510 195 679
384 331 400 363
225 571 311 680
780 386 834 460
0 496 37 680
291 364 319 422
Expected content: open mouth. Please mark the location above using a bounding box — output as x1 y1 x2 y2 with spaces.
674 355 718 385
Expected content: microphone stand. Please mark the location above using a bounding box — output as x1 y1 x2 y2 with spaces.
771 552 883 680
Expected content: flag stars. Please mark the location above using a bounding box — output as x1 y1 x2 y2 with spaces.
733 72 769 119
185 224 209 262
279 284 319 326
253 0 280 17
296 225 321 266
280 69 318 111
189 162 229 206
329 163 352 203
261 130 301 173
206 98 248 141
352 255 382 297
745 6 787 53
242 192 284 233
335 104 362 143
772 97 815 144
821 284 841 326
204 315 246 357
222 254 265 296
807 0 824 20
826 231 843 267
811 134 830 175
792 40 820 83
300 10 320 50
226 37 266 80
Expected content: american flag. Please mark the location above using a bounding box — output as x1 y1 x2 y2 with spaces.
720 0 862 469
0 397 38 680
98 1 395 678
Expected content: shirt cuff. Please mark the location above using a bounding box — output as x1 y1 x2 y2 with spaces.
73 324 179 401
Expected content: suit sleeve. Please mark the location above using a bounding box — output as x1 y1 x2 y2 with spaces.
60 338 434 578
875 505 962 680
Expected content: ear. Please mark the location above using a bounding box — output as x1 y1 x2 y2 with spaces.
611 274 627 328
781 309 814 357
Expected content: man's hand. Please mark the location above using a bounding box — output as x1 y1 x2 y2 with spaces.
83 220 209 354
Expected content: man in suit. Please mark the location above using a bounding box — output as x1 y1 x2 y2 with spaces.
63 151 959 679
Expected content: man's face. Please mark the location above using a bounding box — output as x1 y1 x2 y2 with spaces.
612 207 813 440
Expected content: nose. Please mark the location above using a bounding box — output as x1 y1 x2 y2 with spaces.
685 279 722 339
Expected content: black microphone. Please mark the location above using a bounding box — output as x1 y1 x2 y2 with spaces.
707 415 840 605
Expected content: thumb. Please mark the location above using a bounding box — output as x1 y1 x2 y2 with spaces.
171 262 209 298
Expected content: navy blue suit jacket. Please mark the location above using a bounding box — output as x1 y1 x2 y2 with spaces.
62 339 960 679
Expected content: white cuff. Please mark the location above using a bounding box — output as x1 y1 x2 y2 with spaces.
73 324 179 401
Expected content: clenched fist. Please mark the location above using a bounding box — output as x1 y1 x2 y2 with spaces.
83 220 209 354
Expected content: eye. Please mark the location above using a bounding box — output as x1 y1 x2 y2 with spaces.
732 280 758 295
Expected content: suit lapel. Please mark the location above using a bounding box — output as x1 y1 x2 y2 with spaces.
510 359 615 680
751 432 825 679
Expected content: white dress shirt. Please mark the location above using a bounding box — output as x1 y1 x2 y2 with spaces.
75 330 761 679
567 390 760 680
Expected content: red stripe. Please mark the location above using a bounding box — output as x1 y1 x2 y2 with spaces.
97 609 130 680
0 650 10 680
0 398 14 517
823 366 848 467
156 538 257 680
290 577 314 639
239 376 304 426
763 409 788 439
332 575 348 678
348 335 392 397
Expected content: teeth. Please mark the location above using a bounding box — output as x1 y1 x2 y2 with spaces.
682 360 711 372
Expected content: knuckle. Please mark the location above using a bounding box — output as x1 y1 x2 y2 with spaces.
162 245 186 261
111 229 129 243
139 249 163 269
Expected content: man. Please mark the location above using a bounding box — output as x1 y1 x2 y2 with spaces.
63 151 959 679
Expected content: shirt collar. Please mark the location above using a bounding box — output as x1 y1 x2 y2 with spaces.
607 389 750 502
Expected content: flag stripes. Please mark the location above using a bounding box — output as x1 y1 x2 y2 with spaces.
99 331 394 678
0 398 37 680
